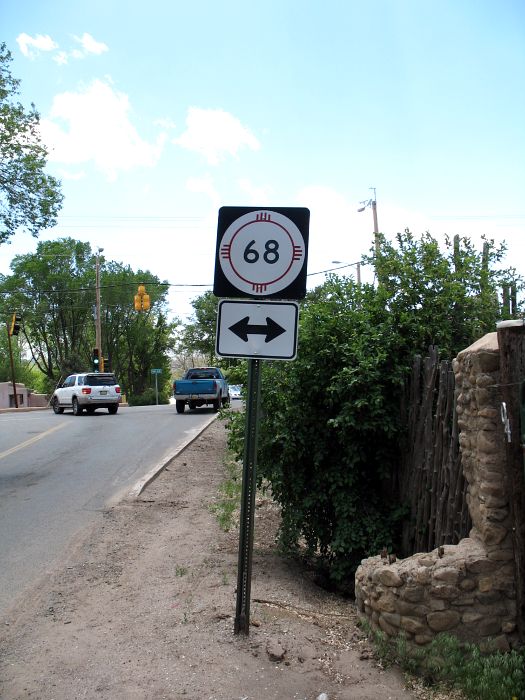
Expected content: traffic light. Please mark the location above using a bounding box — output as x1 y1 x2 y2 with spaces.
103 357 111 372
92 348 100 372
9 313 21 336
134 284 150 311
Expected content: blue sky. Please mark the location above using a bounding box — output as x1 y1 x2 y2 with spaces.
1 0 524 321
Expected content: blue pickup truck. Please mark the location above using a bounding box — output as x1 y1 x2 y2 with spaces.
173 367 230 414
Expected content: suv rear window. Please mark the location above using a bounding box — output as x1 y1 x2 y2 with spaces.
86 374 117 386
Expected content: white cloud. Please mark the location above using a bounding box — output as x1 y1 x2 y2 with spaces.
173 107 260 165
154 117 177 130
186 175 222 211
53 51 69 66
40 79 166 180
73 32 108 56
18 32 108 64
16 33 58 58
55 168 86 181
238 178 272 205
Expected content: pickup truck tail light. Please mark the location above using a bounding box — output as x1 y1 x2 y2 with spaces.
213 380 217 392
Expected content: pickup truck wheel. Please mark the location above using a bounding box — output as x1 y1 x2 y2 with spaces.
188 401 197 410
222 395 230 407
176 400 185 414
212 397 221 412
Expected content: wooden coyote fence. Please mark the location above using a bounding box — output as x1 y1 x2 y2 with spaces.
399 347 471 557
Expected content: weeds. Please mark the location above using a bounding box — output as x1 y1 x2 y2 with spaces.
360 621 525 700
209 452 242 532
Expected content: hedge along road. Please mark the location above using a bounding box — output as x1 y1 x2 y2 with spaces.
0 404 216 617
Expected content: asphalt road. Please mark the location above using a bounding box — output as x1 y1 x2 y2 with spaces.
0 404 216 618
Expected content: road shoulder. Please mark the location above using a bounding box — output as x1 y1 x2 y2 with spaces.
0 418 424 700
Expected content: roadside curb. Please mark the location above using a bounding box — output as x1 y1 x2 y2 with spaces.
127 413 219 499
0 407 50 414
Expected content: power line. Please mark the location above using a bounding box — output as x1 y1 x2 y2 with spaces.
0 281 211 296
1 263 363 302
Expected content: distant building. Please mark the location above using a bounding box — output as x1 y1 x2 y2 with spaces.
0 382 48 409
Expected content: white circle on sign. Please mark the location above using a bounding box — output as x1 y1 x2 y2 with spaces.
219 210 305 295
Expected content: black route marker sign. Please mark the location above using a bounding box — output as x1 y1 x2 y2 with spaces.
214 206 310 300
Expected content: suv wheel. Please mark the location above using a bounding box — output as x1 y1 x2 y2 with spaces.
72 397 83 416
52 397 64 414
108 405 118 415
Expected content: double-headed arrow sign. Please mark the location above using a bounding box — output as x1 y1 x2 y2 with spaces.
216 300 299 360
229 315 286 344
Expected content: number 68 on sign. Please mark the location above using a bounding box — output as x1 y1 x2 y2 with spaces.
214 207 310 300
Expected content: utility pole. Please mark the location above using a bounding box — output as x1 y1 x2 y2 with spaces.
95 248 103 360
6 321 18 408
358 187 379 257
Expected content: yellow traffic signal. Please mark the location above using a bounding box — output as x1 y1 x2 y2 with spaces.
134 284 150 311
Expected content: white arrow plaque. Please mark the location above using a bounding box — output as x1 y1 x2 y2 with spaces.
216 299 299 360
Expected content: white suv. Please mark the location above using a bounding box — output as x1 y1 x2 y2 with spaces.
51 373 121 415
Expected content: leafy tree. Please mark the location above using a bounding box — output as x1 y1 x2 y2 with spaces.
0 238 177 397
177 290 218 364
0 43 63 245
0 328 40 387
228 231 522 591
94 259 176 396
1 238 94 382
372 231 518 356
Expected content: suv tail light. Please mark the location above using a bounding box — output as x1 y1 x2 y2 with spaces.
82 387 92 395
116 386 121 394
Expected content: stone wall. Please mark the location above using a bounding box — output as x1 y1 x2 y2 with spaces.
355 332 519 650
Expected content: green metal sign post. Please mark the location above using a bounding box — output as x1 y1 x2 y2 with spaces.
234 358 262 635
150 368 161 405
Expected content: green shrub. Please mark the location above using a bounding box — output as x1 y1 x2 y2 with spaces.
128 387 168 406
227 232 521 590
363 626 525 700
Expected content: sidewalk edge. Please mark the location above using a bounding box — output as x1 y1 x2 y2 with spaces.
127 413 218 499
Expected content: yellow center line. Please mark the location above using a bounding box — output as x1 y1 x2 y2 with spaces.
0 422 68 461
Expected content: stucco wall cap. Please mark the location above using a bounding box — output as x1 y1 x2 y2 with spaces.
458 332 498 356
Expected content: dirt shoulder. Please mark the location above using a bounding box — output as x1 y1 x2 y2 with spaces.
1 417 434 700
